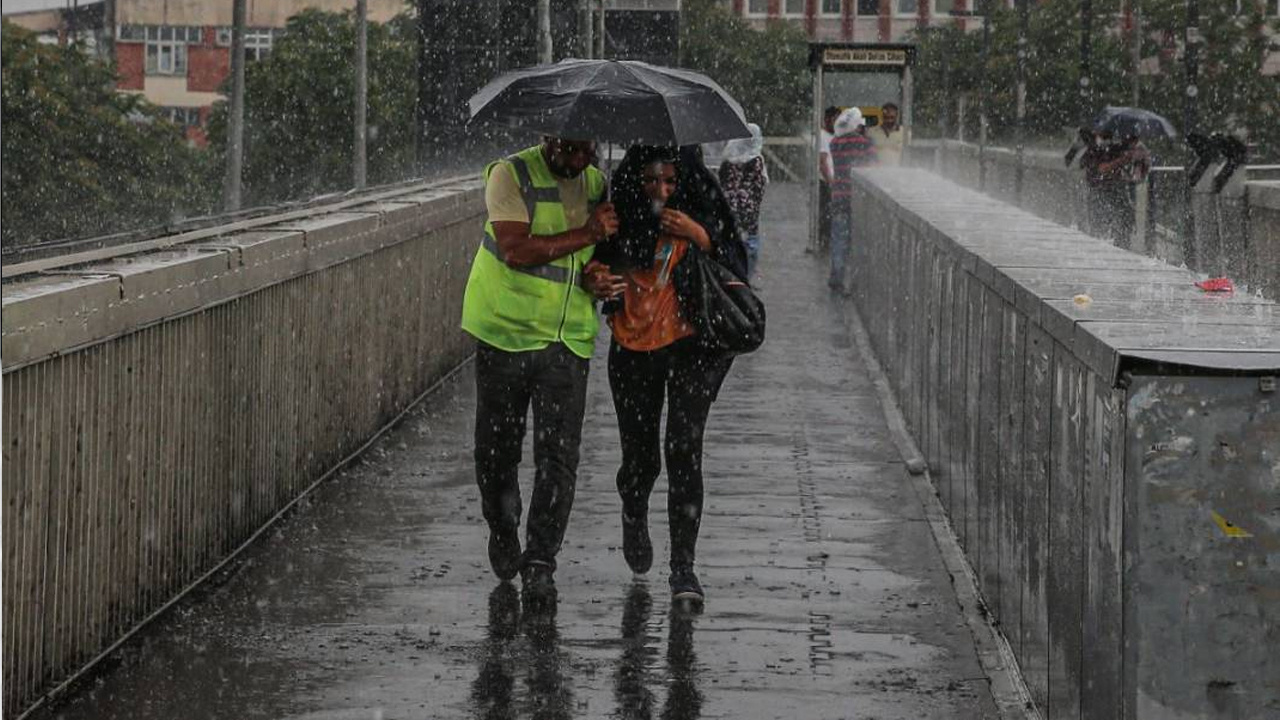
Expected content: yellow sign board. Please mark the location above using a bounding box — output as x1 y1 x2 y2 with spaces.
823 48 909 66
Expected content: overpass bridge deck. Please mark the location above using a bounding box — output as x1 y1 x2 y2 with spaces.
27 186 1002 720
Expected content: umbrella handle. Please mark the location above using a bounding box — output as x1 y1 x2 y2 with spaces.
604 142 613 202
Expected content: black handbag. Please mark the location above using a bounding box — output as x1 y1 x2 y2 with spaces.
678 246 766 355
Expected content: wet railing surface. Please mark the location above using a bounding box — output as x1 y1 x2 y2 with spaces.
926 139 1280 300
848 167 1280 720
1 178 485 716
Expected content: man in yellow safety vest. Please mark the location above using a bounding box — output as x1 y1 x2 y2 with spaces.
461 136 622 602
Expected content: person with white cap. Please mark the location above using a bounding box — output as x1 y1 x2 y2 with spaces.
718 122 769 283
827 107 877 293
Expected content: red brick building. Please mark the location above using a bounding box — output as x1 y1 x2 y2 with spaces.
112 0 403 145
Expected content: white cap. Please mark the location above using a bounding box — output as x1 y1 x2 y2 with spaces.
834 107 865 137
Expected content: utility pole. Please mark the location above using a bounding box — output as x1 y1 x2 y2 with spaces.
1014 0 1029 203
1131 0 1142 107
354 0 368 189
538 0 552 63
223 0 247 212
1182 0 1200 267
595 0 605 59
1080 0 1093 123
580 0 594 58
415 0 432 170
1183 0 1199 137
978 0 991 191
102 0 116 62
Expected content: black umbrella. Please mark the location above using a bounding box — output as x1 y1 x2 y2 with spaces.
468 59 752 147
1092 106 1177 140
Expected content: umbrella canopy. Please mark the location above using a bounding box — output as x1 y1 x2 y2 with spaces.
1092 106 1177 140
468 59 753 147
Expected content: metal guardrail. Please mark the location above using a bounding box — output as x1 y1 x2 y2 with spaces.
1 177 485 716
1 174 475 281
846 167 1279 720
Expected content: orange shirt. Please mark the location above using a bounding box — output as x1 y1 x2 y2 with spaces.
609 237 694 352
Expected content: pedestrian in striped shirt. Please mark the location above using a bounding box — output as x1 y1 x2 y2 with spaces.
828 107 877 293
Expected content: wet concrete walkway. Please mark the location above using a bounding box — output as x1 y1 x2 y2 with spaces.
35 184 1000 719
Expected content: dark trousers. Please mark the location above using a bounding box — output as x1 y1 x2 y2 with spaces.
474 342 590 569
1088 182 1135 249
607 338 731 570
818 182 832 251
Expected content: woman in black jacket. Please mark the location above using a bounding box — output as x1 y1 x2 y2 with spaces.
588 145 746 605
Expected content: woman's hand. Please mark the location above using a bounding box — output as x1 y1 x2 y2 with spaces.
582 260 626 300
659 208 712 251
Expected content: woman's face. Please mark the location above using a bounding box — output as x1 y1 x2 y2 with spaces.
641 162 677 204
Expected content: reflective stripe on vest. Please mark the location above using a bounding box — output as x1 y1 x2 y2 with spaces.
506 154 562 221
479 234 573 284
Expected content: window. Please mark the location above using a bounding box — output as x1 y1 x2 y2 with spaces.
746 0 769 15
935 0 957 13
135 25 199 75
857 0 880 15
215 27 277 60
244 28 276 61
821 0 842 14
161 106 201 128
896 0 917 14
784 0 806 14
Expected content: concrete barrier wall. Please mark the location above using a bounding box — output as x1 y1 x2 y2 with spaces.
0 180 486 715
846 168 1280 720
924 140 1279 300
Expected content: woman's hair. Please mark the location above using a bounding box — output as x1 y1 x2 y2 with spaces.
598 144 747 277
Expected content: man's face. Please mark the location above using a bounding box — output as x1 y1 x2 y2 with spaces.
882 107 899 130
544 138 597 178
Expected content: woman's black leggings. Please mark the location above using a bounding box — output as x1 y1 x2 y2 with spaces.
607 338 732 571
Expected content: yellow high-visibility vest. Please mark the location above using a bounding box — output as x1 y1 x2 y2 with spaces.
461 145 605 359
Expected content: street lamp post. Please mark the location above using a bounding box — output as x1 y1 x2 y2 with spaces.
354 0 368 189
223 0 247 212
1015 0 1029 203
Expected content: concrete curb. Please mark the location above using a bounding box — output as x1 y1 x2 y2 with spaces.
840 299 1041 720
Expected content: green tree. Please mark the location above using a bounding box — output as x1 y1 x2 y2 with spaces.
206 10 417 206
911 0 1280 159
912 0 1130 144
1141 0 1280 160
1 20 213 248
679 0 812 134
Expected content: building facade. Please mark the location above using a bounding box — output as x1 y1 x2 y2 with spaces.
727 0 1280 72
111 0 403 144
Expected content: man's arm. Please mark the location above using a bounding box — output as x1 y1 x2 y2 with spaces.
492 201 618 268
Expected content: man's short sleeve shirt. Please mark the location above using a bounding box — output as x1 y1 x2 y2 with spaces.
484 159 592 229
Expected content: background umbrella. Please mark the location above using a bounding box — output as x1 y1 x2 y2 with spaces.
468 58 752 147
1092 106 1177 140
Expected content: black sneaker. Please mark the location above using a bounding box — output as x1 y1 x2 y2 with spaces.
521 560 557 604
622 512 653 574
669 566 704 605
488 527 523 581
